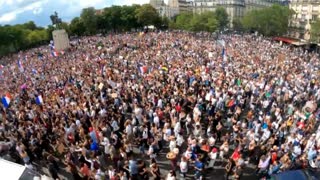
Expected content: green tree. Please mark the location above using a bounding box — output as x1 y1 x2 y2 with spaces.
174 12 193 30
46 25 55 40
190 11 218 32
242 5 293 36
311 19 320 43
135 4 160 27
59 22 70 34
232 18 243 31
80 7 98 35
23 21 38 30
160 16 169 29
70 17 86 36
120 5 140 31
101 6 122 32
214 7 229 30
0 22 49 57
27 30 42 45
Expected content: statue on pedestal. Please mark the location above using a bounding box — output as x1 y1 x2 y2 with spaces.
50 11 62 29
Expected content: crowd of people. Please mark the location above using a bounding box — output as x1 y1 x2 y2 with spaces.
0 31 320 180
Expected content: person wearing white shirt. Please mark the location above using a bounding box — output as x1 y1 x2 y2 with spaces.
179 156 188 178
208 136 216 147
169 137 177 152
157 98 163 109
292 144 302 158
261 128 271 142
153 113 160 127
111 119 119 132
176 133 184 147
101 137 110 155
174 121 181 137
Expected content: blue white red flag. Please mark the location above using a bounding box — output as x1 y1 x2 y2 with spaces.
1 93 11 108
35 95 43 105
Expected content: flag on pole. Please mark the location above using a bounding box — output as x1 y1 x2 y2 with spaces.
51 51 58 57
1 93 11 108
218 39 226 47
35 95 43 105
17 59 24 72
222 48 227 62
49 42 59 57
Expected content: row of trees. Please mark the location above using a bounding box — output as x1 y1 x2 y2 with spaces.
240 5 293 36
169 7 229 32
0 21 50 56
67 4 167 36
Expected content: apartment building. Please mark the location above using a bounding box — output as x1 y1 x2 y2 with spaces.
289 0 320 41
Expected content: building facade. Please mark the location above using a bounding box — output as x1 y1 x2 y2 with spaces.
191 0 286 27
150 0 288 27
193 0 245 27
165 0 193 18
150 0 167 17
289 0 320 41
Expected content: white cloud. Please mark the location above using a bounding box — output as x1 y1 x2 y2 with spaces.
33 7 43 15
0 0 48 23
0 12 17 23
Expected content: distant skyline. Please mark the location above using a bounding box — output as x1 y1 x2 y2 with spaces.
0 0 151 27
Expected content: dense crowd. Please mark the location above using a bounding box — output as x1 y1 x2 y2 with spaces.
0 32 320 180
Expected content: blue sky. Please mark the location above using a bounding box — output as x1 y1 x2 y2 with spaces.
0 0 151 27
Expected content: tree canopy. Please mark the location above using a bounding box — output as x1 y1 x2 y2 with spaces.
214 7 229 30
80 7 98 35
170 10 222 32
311 19 320 43
241 5 293 36
0 21 49 56
135 4 161 27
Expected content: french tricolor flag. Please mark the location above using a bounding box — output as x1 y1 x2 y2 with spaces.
139 66 148 74
35 95 43 105
51 51 58 57
1 93 11 108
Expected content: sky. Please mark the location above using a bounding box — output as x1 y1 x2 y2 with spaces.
0 0 154 27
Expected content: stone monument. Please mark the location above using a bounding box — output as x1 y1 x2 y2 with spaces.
50 12 70 51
